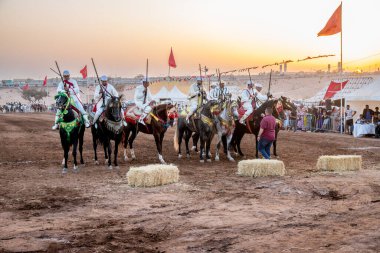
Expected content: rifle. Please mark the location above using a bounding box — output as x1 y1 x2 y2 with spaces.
217 69 223 101
198 64 204 106
267 69 272 100
91 58 106 106
143 58 149 104
53 61 66 89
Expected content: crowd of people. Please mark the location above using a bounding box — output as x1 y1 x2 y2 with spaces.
282 103 380 136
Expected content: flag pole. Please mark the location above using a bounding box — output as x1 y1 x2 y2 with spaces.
168 65 170 77
340 1 343 134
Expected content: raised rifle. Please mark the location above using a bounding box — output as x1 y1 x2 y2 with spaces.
143 58 148 104
91 58 106 106
267 69 272 100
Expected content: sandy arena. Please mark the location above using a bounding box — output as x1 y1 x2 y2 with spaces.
0 113 379 252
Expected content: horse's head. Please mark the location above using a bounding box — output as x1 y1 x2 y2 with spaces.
54 92 69 111
106 95 123 121
204 100 221 116
279 96 297 113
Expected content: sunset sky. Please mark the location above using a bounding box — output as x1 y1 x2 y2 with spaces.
0 0 379 79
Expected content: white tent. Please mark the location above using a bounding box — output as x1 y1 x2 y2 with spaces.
153 87 170 100
169 86 187 102
345 78 380 121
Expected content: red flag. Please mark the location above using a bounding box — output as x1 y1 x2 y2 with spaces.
22 83 29 90
168 47 176 68
80 65 87 79
323 80 348 99
318 3 342 36
43 76 47 86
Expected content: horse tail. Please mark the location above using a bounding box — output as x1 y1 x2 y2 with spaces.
174 124 179 153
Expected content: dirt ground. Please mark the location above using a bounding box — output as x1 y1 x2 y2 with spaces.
0 113 379 253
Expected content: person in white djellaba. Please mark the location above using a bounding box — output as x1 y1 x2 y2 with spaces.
239 80 256 125
209 80 230 102
186 77 206 122
52 70 90 130
134 79 154 126
253 82 270 108
93 75 127 128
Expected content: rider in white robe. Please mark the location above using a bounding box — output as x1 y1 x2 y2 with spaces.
52 70 90 130
186 77 206 122
93 75 126 128
134 80 154 125
239 81 255 125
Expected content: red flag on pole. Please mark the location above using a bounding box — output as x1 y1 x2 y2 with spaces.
43 76 47 86
80 65 88 79
318 3 342 36
168 47 176 68
22 83 29 90
323 80 348 99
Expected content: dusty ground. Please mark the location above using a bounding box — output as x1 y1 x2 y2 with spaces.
0 113 379 253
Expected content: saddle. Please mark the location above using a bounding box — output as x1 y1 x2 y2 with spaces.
125 106 151 125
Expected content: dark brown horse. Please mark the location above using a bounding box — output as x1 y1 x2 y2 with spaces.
231 96 296 158
91 95 124 169
123 103 175 164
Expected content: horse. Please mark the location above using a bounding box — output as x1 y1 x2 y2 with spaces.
174 100 220 162
123 103 175 164
91 95 124 169
232 96 296 158
55 92 85 173
214 97 239 162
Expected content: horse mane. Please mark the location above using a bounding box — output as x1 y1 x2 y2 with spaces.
253 99 277 117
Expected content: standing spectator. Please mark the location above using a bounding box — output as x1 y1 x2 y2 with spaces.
257 107 276 159
289 109 297 132
362 105 374 123
345 104 356 134
284 110 290 130
373 107 379 124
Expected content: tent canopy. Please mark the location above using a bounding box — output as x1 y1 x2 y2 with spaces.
346 78 380 101
153 87 170 99
168 86 187 101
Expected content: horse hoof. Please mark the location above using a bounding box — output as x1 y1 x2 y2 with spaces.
62 168 68 174
131 156 136 161
73 165 79 173
61 159 65 165
191 146 196 151
114 166 120 170
215 157 220 161
207 159 212 162
108 165 113 170
95 160 99 165
178 154 182 159
124 156 129 162
200 160 204 163
105 159 109 165
186 154 191 159
228 157 235 162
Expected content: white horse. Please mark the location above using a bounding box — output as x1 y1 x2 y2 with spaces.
214 98 238 162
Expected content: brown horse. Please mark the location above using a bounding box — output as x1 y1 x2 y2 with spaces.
123 103 175 164
231 96 296 158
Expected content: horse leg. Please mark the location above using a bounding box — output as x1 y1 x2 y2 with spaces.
159 132 166 164
199 134 205 163
184 130 191 158
226 133 235 161
273 129 279 157
206 135 212 162
237 133 245 157
107 141 112 169
72 138 79 172
192 132 199 152
177 128 184 158
129 127 137 160
103 143 109 165
123 129 130 162
215 132 222 161
79 129 84 164
92 129 99 165
114 138 120 169
153 133 165 164
222 135 227 154
62 145 69 174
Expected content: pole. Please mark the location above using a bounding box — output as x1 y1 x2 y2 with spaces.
168 66 170 77
146 58 149 82
340 1 343 134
